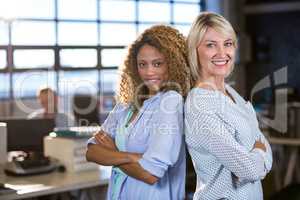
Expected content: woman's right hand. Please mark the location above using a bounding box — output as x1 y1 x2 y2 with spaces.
128 153 142 163
253 140 266 152
94 130 117 151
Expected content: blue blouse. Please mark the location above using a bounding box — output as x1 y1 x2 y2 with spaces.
88 91 186 200
184 85 272 200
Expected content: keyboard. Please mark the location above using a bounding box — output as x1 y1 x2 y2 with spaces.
18 157 51 169
4 157 59 176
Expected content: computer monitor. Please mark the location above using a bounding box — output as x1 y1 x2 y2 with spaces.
0 118 55 153
72 94 100 126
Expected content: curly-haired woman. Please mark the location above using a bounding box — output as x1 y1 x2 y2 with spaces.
86 25 191 200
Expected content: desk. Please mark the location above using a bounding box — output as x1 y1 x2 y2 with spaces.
0 166 110 200
269 137 300 190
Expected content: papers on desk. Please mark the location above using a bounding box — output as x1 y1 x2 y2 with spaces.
44 136 98 172
0 183 17 195
51 126 101 138
4 181 53 195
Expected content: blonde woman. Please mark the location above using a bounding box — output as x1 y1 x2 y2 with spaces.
185 12 272 200
86 25 191 200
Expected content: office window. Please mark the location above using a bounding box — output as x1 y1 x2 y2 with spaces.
0 0 54 19
13 71 56 98
101 48 127 68
0 0 203 110
0 22 9 45
100 1 135 21
58 0 97 20
12 21 56 45
138 24 157 35
58 22 98 46
0 50 7 69
174 25 192 36
0 1 18 20
100 23 136 46
15 0 55 19
174 3 200 23
174 0 200 2
139 2 171 23
0 73 9 99
58 70 99 96
100 70 119 94
60 49 97 68
14 50 54 69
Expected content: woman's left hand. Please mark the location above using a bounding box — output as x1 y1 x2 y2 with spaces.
128 153 143 163
94 131 118 151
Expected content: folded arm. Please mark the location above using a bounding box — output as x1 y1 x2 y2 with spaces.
252 122 273 173
90 132 159 185
87 91 184 185
247 101 273 172
86 143 138 166
186 112 268 182
118 163 159 185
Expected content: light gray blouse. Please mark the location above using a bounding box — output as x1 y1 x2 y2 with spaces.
185 85 272 200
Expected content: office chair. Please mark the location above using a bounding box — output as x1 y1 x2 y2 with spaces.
72 94 100 126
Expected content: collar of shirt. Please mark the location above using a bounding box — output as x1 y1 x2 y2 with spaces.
142 92 162 107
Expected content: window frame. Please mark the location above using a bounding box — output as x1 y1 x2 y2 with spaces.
0 0 204 113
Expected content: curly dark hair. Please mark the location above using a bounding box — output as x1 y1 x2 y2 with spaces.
116 25 192 107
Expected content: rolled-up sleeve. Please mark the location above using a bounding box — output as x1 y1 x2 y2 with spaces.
138 91 184 178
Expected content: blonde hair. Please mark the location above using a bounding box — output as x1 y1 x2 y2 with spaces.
117 25 191 107
187 12 237 82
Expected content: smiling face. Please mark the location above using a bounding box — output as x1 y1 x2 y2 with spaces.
136 44 169 95
197 27 236 81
